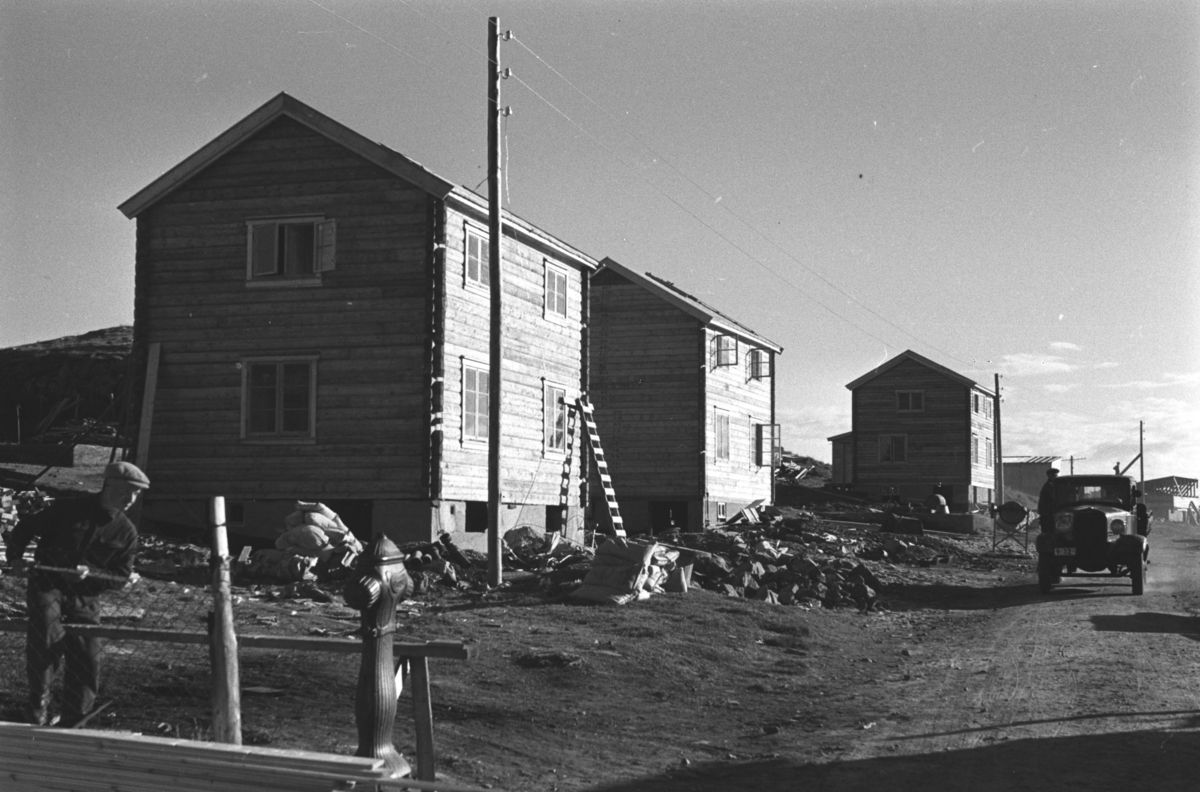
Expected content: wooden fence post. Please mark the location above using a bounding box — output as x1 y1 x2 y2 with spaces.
209 496 242 744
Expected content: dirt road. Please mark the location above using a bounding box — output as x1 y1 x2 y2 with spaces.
591 521 1200 791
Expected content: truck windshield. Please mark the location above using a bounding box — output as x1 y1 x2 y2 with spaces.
1053 478 1131 509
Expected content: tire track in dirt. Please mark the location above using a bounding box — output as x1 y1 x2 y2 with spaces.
843 524 1200 763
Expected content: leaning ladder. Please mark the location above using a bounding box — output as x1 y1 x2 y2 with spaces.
558 398 625 538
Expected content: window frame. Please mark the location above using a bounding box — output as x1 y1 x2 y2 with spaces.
986 436 994 468
245 216 335 286
463 224 491 292
240 356 318 444
896 390 925 412
878 433 907 463
711 334 737 369
543 260 570 321
461 360 490 446
748 348 769 381
543 381 569 455
714 408 730 461
755 423 781 467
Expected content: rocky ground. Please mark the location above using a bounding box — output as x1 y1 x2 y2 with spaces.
1 460 1041 791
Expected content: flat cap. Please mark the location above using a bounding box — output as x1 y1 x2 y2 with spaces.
104 461 151 489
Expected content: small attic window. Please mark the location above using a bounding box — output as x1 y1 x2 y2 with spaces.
711 335 737 369
247 217 335 283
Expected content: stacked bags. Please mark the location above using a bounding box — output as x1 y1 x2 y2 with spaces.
249 501 363 582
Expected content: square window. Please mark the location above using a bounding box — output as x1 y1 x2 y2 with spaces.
545 264 569 318
466 229 490 288
711 335 737 368
247 218 335 280
243 358 316 439
463 364 490 441
897 391 925 412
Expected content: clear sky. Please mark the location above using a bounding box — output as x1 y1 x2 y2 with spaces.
2 0 1197 480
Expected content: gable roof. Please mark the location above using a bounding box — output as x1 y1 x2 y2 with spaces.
118 92 596 270
596 257 783 353
845 349 994 395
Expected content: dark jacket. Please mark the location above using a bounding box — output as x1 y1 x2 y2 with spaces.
1037 479 1056 517
5 495 138 596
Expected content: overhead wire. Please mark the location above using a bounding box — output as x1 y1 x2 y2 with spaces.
313 5 1141 435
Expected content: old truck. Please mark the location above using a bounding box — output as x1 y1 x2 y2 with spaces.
1035 474 1150 595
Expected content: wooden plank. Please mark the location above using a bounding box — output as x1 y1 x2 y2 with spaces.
0 621 475 659
410 657 436 781
134 341 161 471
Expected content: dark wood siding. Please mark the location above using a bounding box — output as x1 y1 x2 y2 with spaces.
853 357 970 494
589 275 704 500
137 117 431 500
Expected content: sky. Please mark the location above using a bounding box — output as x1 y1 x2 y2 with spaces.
1 0 1197 481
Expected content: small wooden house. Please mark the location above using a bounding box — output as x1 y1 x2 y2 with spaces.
118 93 596 546
588 258 783 533
833 350 998 510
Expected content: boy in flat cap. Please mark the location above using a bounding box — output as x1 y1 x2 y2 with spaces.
4 461 149 726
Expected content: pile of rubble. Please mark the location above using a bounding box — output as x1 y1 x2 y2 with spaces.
0 487 53 532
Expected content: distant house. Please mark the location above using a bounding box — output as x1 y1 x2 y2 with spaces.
118 93 596 546
830 350 998 510
1143 476 1200 522
587 257 783 533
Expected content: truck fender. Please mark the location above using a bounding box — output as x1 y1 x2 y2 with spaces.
1112 533 1147 564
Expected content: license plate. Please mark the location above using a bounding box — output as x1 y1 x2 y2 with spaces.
1054 548 1075 557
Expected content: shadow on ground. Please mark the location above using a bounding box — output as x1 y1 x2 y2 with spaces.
584 727 1200 792
1091 612 1200 640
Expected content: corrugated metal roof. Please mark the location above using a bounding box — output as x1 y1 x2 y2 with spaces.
1003 456 1062 465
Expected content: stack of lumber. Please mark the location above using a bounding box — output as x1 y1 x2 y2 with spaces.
0 723 394 792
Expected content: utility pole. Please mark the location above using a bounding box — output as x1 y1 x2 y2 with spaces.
993 374 1003 503
486 17 506 588
1139 420 1145 490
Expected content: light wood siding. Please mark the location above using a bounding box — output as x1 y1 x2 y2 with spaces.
968 387 996 493
704 329 774 503
852 358 970 494
439 205 586 506
135 117 431 499
588 274 703 499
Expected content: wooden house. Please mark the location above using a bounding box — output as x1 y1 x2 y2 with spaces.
118 93 596 547
587 258 783 533
1143 476 1200 522
833 350 998 510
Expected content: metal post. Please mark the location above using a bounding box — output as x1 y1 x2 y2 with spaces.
208 496 241 745
344 535 412 778
487 17 504 587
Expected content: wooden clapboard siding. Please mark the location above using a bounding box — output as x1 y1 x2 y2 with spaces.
704 329 775 504
136 115 433 502
853 356 970 493
589 275 704 500
437 204 587 505
968 387 996 492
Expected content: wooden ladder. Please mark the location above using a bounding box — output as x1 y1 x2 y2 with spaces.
558 398 625 538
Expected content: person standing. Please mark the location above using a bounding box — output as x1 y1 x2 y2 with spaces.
4 461 149 726
1037 466 1059 533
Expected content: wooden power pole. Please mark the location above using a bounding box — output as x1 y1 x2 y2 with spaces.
993 374 1003 503
487 18 505 587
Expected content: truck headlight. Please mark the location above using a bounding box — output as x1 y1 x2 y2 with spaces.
1110 519 1126 535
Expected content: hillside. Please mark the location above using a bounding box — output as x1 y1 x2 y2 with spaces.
0 326 132 444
